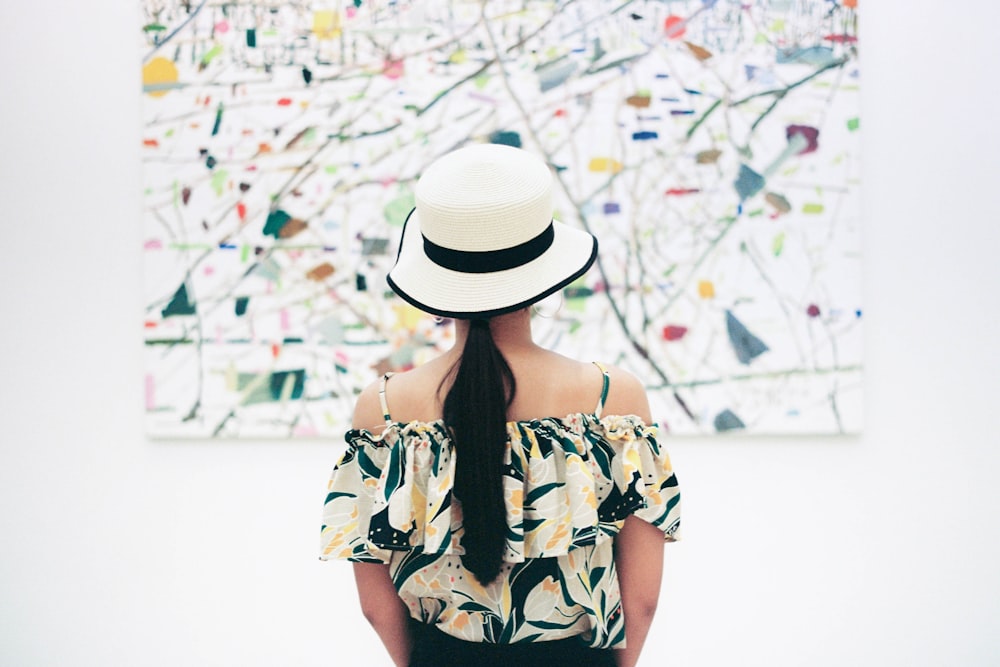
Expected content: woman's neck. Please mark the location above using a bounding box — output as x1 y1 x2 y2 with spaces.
450 308 536 357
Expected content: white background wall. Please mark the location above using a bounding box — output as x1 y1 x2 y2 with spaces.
2 2 999 665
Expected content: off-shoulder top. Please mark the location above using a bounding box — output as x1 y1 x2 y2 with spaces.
319 363 680 649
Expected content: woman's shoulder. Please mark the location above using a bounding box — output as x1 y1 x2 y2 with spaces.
597 363 653 424
541 355 652 423
351 378 386 432
351 356 455 431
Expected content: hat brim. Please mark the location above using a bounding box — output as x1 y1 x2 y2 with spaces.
387 208 598 319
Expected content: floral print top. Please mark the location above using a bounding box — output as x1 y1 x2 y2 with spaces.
319 365 680 649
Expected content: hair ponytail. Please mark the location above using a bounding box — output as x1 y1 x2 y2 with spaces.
442 318 515 585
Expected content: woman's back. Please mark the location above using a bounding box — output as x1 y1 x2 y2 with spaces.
319 144 679 667
322 327 680 654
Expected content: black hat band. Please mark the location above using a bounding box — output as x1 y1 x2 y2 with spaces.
421 220 555 274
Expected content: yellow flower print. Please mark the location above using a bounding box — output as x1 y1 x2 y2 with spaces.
624 445 641 477
501 579 512 619
437 475 451 494
411 485 427 526
545 519 570 551
507 488 523 517
526 429 542 459
320 529 345 556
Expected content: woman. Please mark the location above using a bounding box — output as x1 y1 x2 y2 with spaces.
320 144 680 667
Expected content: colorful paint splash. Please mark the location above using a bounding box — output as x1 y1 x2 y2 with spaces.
141 0 862 437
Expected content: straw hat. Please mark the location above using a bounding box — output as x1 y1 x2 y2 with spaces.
387 144 598 319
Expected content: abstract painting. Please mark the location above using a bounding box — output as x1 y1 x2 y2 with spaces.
141 0 861 437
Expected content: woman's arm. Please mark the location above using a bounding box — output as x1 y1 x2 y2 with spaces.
601 366 666 667
353 562 412 666
613 515 666 667
349 383 412 665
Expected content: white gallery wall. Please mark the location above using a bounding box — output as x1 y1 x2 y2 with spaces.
1 2 998 666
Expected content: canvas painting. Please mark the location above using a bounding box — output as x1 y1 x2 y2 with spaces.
141 0 861 437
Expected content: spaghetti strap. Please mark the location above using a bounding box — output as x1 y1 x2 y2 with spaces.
592 362 610 418
378 372 394 424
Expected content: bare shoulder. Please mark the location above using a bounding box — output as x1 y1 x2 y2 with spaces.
536 354 653 423
360 356 456 425
351 378 386 431
599 363 653 424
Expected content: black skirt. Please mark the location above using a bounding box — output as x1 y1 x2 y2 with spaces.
408 620 616 667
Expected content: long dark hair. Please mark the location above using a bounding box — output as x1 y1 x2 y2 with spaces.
442 318 515 585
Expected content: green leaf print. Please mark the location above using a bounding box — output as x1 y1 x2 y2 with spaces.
382 443 402 499
528 618 578 630
589 566 606 591
458 601 495 615
358 448 382 480
526 481 565 505
324 491 356 504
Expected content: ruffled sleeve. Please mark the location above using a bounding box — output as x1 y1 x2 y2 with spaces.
319 430 384 562
593 415 681 541
319 422 458 563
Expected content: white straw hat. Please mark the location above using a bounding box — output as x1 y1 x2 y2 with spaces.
387 144 598 319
